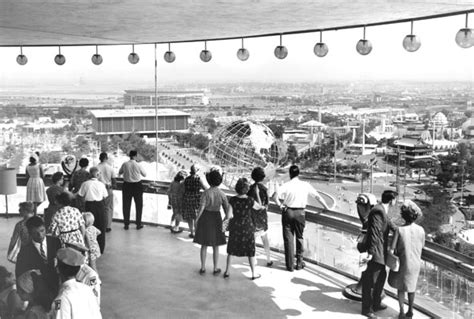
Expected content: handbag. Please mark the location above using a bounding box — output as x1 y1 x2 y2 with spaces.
222 218 230 233
386 250 400 272
7 237 21 264
356 230 368 253
386 231 400 272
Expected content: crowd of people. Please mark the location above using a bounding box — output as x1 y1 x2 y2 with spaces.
168 164 425 318
0 151 119 318
0 150 427 318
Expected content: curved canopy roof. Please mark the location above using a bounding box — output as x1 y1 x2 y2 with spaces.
0 0 472 46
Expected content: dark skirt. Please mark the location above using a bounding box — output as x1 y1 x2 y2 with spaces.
193 210 226 246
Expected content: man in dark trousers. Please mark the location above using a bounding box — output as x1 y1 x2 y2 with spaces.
273 165 331 271
119 150 147 230
361 190 398 318
16 216 61 298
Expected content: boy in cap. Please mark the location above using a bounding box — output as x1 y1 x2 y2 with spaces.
53 248 102 319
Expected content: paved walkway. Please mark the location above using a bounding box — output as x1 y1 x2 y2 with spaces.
0 217 429 318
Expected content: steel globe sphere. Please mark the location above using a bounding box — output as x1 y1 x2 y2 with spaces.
91 54 103 65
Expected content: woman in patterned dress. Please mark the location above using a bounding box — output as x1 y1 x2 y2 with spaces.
248 167 273 267
224 178 264 280
194 169 230 275
183 165 207 238
48 192 85 247
25 155 47 215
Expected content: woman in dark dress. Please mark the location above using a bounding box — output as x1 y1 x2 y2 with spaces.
194 169 230 275
248 167 273 267
224 178 264 280
183 164 207 238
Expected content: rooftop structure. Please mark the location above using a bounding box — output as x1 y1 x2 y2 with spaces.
124 89 209 107
90 108 190 136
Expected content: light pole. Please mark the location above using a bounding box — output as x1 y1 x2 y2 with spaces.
461 160 466 205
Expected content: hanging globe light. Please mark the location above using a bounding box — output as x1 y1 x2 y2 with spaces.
237 38 249 61
274 34 288 59
54 46 66 65
200 41 212 62
16 46 28 65
356 26 372 55
91 45 103 65
128 44 139 64
455 14 473 48
403 21 421 52
314 31 329 57
164 43 176 63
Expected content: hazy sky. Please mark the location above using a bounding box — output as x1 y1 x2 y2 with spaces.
0 14 472 90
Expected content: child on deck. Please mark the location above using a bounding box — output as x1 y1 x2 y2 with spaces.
8 202 35 263
83 212 101 271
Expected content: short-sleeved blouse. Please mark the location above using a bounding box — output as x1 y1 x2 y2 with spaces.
49 206 85 246
200 187 229 212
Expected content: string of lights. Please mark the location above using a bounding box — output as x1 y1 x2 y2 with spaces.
4 9 473 66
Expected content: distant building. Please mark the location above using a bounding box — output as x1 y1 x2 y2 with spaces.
90 108 190 136
392 138 433 163
123 90 209 107
344 143 378 156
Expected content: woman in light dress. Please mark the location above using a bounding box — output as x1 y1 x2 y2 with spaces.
388 200 425 319
25 155 47 215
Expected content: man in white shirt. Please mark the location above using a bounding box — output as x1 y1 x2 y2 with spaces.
118 150 147 230
97 152 116 232
273 165 330 272
52 248 102 319
78 167 108 253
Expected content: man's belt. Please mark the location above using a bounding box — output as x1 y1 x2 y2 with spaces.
287 207 305 210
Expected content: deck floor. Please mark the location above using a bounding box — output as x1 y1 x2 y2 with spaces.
0 217 428 318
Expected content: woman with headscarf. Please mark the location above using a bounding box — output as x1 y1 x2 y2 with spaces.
48 192 85 247
194 169 230 275
25 155 47 215
388 200 425 319
183 164 207 238
247 167 273 267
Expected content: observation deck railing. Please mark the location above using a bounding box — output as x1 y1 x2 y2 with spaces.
8 174 474 318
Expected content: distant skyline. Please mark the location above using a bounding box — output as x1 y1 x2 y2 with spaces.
0 14 472 90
